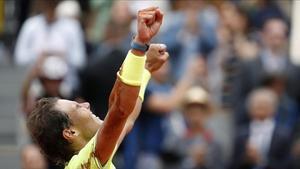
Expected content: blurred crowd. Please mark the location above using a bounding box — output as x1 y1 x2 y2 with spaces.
4 0 300 169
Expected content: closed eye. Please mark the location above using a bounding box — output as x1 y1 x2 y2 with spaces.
75 103 81 110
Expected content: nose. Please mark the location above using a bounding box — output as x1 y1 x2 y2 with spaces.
81 102 90 109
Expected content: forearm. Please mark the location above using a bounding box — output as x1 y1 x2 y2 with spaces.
108 69 151 135
94 5 163 163
95 78 139 163
169 74 194 107
95 50 146 164
117 99 142 148
125 98 142 133
98 69 150 160
148 74 194 113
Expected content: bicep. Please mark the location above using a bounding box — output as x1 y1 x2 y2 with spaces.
95 103 127 165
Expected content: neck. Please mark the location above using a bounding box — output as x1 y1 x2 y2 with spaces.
268 47 284 56
190 125 205 134
44 10 56 23
254 117 272 122
72 137 89 153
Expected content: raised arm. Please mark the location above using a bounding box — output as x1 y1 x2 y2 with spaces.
94 7 164 165
146 58 204 113
124 44 169 133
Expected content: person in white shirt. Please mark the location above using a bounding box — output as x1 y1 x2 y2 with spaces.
230 88 293 169
14 0 85 69
247 88 277 167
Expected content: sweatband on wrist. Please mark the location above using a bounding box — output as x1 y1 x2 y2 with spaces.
138 69 151 101
117 50 146 86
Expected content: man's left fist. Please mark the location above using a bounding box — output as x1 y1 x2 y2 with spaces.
146 44 169 73
135 7 164 44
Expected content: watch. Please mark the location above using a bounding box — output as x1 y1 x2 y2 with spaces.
131 40 149 52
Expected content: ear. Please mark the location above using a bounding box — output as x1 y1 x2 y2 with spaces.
62 128 79 141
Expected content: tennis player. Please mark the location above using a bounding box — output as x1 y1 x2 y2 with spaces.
27 7 168 169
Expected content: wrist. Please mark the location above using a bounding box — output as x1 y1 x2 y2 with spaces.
118 50 146 86
134 36 150 45
131 49 146 56
131 37 150 56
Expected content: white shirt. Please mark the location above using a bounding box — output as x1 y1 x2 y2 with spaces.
14 14 86 69
249 118 275 165
261 50 287 74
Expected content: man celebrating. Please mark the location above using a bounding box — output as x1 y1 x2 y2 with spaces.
27 7 168 169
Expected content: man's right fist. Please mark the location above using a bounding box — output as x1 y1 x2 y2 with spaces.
135 7 163 44
146 44 169 73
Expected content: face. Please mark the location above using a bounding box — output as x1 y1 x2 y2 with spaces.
184 104 208 129
263 20 287 51
250 98 275 120
55 99 102 140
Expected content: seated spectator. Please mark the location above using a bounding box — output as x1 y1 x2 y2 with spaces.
230 88 292 169
178 87 223 169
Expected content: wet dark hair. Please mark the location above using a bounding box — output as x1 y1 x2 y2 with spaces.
27 97 75 165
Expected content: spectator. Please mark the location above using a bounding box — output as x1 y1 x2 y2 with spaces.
14 0 85 68
159 0 218 80
247 0 287 30
55 0 81 20
230 88 292 169
21 54 71 116
218 1 258 61
261 74 299 130
178 87 223 169
14 0 86 91
233 18 300 125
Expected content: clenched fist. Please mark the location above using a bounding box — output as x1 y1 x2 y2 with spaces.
135 7 164 44
146 44 169 73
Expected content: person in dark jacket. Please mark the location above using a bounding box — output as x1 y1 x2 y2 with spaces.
230 88 292 169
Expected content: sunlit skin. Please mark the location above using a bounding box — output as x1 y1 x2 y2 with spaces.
28 7 169 166
55 100 103 153
249 98 276 121
248 89 277 121
262 19 288 53
56 100 102 136
55 44 168 163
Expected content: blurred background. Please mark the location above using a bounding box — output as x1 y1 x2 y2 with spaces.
0 0 300 169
